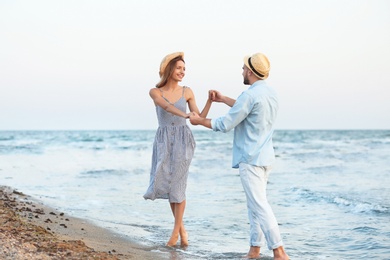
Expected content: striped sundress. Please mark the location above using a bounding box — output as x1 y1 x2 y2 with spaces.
143 86 195 203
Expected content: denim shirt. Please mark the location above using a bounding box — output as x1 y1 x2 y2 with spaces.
211 80 278 168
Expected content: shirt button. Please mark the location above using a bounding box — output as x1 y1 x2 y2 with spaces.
171 122 174 126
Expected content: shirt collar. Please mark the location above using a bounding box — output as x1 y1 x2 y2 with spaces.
249 80 267 89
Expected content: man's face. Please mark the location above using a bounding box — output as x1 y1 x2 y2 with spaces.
242 65 250 85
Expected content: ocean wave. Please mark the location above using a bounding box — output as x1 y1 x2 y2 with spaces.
352 226 379 235
78 137 104 142
0 136 15 141
79 169 129 178
0 144 43 154
305 165 343 174
333 196 389 215
293 188 389 215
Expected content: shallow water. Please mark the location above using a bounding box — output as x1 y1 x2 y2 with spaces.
1 130 389 259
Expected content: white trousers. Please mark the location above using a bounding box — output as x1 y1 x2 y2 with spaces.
239 162 284 250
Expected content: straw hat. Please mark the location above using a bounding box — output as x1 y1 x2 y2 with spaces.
159 52 184 77
243 53 270 79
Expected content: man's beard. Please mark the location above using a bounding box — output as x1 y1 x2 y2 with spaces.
243 76 250 85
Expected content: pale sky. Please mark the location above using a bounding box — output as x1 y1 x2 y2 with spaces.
1 0 389 130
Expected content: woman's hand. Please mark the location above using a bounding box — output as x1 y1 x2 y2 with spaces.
189 112 200 125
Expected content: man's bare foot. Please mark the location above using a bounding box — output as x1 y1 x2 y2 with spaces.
273 246 289 260
244 246 260 259
166 233 179 247
180 231 188 247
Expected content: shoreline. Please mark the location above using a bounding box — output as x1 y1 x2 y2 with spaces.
0 185 162 259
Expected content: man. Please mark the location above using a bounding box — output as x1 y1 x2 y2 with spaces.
189 53 289 259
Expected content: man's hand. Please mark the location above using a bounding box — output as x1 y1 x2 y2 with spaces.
189 112 201 125
209 89 235 107
209 90 224 103
190 112 212 129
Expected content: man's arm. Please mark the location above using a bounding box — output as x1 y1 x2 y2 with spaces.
221 96 236 107
210 90 236 107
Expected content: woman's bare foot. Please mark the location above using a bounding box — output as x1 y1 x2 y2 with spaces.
166 233 179 247
180 231 189 247
244 246 260 259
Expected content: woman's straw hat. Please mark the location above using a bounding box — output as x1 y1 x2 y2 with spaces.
243 53 270 79
159 52 184 77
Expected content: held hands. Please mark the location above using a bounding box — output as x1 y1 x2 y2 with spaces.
189 112 201 125
188 89 223 126
208 90 223 103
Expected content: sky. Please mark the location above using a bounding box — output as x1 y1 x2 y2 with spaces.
1 0 389 130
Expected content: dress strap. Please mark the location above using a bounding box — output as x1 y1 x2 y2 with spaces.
159 88 173 105
182 86 187 97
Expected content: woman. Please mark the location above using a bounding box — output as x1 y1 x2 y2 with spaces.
143 52 212 247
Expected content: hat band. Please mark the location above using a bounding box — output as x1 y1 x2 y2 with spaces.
248 57 265 78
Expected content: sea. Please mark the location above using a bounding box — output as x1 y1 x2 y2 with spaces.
0 130 389 260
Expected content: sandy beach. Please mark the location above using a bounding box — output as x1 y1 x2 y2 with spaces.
0 185 161 260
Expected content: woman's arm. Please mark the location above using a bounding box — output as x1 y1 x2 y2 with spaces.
149 88 189 118
186 87 212 118
199 98 212 118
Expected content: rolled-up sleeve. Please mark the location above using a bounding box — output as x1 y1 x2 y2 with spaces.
212 93 253 133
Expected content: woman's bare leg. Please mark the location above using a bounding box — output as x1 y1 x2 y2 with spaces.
167 200 188 247
177 200 188 247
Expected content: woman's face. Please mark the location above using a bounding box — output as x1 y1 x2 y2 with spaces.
171 60 186 82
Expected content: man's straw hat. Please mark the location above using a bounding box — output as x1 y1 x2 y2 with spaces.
243 53 270 79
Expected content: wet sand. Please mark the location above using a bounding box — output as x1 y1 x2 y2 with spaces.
0 185 161 259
